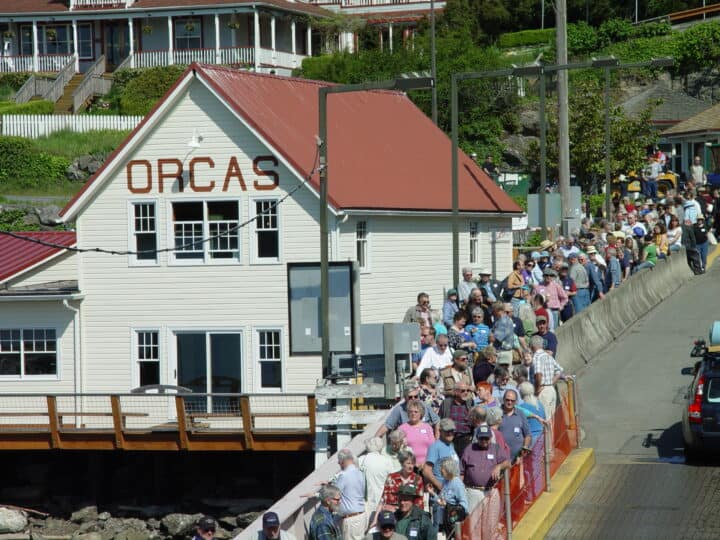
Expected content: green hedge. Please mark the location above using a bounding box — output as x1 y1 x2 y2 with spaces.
0 100 54 115
117 65 186 115
498 28 555 48
0 136 69 186
0 73 32 91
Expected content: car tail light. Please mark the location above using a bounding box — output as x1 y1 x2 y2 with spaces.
688 374 705 424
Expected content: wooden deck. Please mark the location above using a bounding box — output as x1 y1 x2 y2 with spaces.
0 394 316 452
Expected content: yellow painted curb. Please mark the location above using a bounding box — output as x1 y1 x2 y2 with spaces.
708 245 719 269
512 448 596 540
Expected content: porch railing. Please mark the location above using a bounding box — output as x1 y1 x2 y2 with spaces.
0 54 74 74
0 55 34 73
42 56 77 103
134 46 256 69
72 54 111 113
71 0 134 8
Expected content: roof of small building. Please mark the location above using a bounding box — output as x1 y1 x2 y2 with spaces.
0 0 329 16
662 100 720 137
621 83 711 125
0 232 76 284
0 280 79 296
61 64 521 218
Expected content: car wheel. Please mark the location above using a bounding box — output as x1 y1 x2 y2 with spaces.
684 442 703 464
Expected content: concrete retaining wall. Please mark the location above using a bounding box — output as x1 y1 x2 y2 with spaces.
556 250 693 374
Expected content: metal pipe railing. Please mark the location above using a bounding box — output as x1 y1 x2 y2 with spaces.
503 468 513 540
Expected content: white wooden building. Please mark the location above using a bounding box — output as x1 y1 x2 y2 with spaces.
0 63 521 398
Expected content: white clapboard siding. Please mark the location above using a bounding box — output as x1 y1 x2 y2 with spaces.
1 115 143 138
7 252 78 289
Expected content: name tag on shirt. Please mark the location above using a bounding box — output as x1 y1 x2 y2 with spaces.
514 427 521 433
409 531 418 538
487 454 495 460
420 429 427 434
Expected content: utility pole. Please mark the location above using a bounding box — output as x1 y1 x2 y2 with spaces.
556 0 571 236
430 0 437 124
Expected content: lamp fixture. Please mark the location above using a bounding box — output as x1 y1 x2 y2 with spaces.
187 128 203 148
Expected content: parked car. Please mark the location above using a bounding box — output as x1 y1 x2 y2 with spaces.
681 330 720 462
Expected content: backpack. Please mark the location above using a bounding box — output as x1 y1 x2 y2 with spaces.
499 276 516 302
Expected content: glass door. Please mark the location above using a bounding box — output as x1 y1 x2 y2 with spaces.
176 332 242 413
104 21 128 68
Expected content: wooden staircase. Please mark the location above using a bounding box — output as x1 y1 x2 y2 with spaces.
54 74 84 114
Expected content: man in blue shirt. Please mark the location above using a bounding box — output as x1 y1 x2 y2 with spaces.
498 389 531 461
491 302 515 366
334 448 367 540
423 418 459 492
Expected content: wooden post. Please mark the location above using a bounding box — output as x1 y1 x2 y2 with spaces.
110 395 125 450
175 396 189 450
307 395 316 435
47 396 61 449
239 395 254 450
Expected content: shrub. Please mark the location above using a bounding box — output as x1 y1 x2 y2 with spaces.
567 22 599 58
0 73 32 91
0 100 54 115
632 19 671 39
0 209 40 232
673 21 720 73
597 18 633 47
0 136 70 185
587 194 605 217
498 28 555 48
117 65 186 115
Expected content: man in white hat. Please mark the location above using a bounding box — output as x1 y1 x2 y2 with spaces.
477 269 500 303
458 267 476 304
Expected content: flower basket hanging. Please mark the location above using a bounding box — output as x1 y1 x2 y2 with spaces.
3 30 15 39
184 22 196 32
142 25 153 35
227 22 242 30
46 28 57 41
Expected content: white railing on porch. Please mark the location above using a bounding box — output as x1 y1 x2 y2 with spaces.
0 55 33 73
73 55 112 113
38 54 75 73
133 47 256 69
0 54 75 74
1 114 143 138
71 0 134 7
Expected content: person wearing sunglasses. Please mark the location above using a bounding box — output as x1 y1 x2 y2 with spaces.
376 381 440 439
308 485 342 540
498 389 532 462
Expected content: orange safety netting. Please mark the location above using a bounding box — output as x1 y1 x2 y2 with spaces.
458 382 579 539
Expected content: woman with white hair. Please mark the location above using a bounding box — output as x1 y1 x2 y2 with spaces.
517 382 546 445
436 457 469 533
359 437 396 510
384 429 412 471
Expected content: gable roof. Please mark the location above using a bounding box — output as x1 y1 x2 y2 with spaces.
61 64 522 219
622 83 711 125
662 100 720 137
0 232 76 284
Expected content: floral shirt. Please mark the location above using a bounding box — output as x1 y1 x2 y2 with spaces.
381 471 424 508
418 385 443 415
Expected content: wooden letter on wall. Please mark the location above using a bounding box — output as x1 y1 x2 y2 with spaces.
158 158 184 193
222 156 248 192
253 155 279 190
189 157 215 192
127 160 152 194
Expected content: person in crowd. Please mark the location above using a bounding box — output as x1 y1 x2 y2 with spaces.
423 418 458 494
458 268 476 304
531 293 551 332
446 312 476 354
512 365 529 387
682 217 704 274
441 289 459 329
694 216 709 272
364 511 405 540
334 448 367 540
377 381 440 439
359 438 396 513
491 366 519 404
633 233 657 273
604 247 622 292
525 257 543 286
534 315 558 357
533 268 568 329
403 292 434 328
517 293 537 337
653 223 669 259
485 406 511 455
413 326 435 368
517 382 546 446
683 190 701 224
440 350 474 394
477 269 501 303
460 425 510 521
435 457 469 535
691 155 707 185
498 389 532 462
473 345 497 383
256 512 296 540
439 383 474 456
385 430 411 470
394 486 436 540
193 517 217 540
530 335 563 417
482 155 498 179
414 334 452 378
558 263 576 322
417 368 443 415
474 382 499 409
463 287 489 324
503 301 529 353
505 261 526 315
568 252 590 314
558 236 580 259
308 485 342 540
398 400 436 466
581 250 605 302
491 302 515 366
380 450 424 512
465 308 491 351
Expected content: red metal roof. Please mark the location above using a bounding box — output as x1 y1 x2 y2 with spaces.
62 64 522 217
196 64 521 213
0 232 76 284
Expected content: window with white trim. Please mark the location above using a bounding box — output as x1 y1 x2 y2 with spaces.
469 221 479 264
0 329 57 378
132 202 157 263
253 199 279 262
356 220 368 270
174 18 201 50
136 331 160 387
171 200 240 263
77 23 93 59
257 330 282 389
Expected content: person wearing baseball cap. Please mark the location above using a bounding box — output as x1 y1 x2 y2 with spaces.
257 511 297 540
364 511 405 540
193 517 217 540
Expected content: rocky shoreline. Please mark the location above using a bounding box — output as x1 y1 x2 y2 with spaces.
0 501 273 540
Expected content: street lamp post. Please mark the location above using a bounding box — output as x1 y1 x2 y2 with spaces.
318 77 434 374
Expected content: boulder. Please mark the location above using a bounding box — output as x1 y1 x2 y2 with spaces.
501 134 539 169
159 514 202 537
96 516 110 523
519 109 540 136
70 507 98 525
0 509 27 534
37 518 79 536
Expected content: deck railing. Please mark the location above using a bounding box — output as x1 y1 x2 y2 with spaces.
0 393 316 451
71 0 134 8
134 47 256 69
1 114 143 137
72 54 112 113
42 56 76 103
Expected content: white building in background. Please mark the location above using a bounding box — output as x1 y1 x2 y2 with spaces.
0 63 521 397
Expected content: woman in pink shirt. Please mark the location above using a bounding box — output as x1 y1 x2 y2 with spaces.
398 400 436 465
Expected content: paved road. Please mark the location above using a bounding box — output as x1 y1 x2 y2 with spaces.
547 259 720 539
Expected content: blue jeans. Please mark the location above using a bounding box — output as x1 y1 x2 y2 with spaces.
697 241 708 270
633 261 655 274
572 288 590 314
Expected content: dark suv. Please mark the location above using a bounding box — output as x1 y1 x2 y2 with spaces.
681 339 720 461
